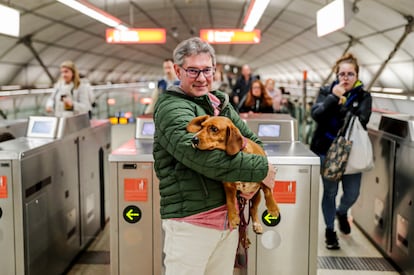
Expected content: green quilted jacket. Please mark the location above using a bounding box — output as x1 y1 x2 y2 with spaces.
153 86 269 219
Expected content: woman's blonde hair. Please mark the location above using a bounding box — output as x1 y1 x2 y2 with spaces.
60 60 80 89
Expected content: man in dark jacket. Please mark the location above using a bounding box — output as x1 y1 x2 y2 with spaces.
230 64 256 111
153 37 275 275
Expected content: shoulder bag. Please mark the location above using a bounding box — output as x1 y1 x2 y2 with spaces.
322 114 353 181
344 115 374 174
323 135 352 182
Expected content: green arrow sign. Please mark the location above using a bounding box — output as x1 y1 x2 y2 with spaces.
123 205 142 224
262 210 281 227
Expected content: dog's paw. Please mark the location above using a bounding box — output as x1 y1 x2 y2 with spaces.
253 222 263 234
229 215 240 229
268 208 280 219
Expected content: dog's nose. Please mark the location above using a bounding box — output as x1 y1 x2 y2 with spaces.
191 136 199 146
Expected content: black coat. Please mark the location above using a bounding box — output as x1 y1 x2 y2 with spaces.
239 98 274 113
231 75 255 100
310 81 372 156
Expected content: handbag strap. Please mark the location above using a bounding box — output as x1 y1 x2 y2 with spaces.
345 115 357 140
337 111 355 138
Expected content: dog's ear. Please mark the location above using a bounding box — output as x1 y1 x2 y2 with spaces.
225 124 243 156
187 115 210 133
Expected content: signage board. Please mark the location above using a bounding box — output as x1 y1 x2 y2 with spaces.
106 28 166 44
199 29 261 44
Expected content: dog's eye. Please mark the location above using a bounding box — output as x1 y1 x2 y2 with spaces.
210 126 218 133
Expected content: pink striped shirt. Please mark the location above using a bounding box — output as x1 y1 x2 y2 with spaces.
208 92 221 116
172 205 230 230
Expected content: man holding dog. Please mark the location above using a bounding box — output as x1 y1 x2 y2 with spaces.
152 37 276 275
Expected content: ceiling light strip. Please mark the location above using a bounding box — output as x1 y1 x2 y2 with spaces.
57 0 128 30
243 0 270 32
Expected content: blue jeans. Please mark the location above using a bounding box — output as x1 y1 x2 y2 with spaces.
320 155 362 230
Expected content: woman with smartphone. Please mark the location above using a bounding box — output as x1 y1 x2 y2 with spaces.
46 60 93 117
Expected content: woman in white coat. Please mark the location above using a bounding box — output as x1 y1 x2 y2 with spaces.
46 60 92 117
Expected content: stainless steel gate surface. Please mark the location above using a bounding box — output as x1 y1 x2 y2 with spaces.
354 114 414 275
0 114 111 275
244 142 320 275
109 139 162 275
110 115 319 275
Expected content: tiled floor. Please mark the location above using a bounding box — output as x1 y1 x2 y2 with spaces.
316 215 399 274
316 182 400 275
65 223 110 275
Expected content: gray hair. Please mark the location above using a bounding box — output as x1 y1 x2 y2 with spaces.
173 37 216 67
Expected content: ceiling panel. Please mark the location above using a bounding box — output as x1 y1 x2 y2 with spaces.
0 0 413 92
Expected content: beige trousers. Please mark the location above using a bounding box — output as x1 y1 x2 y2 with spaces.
162 219 239 275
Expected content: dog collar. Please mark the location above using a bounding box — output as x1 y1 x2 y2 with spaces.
240 137 247 151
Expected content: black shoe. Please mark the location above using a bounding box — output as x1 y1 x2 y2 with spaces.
325 228 340 250
336 212 351 235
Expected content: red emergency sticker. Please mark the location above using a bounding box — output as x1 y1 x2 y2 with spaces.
124 178 148 201
0 176 7 199
273 180 296 204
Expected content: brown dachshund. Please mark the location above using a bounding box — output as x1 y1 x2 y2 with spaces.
187 115 280 234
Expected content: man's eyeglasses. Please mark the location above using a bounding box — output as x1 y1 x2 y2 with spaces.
337 72 356 79
181 67 215 79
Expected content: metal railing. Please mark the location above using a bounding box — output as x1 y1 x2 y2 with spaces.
0 82 321 144
0 82 154 121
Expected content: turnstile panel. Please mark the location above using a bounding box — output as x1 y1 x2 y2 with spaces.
248 164 315 275
152 171 163 274
21 139 80 275
0 116 110 275
78 130 103 247
116 162 156 275
353 131 395 253
0 161 15 275
391 143 414 273
26 193 49 274
110 139 319 275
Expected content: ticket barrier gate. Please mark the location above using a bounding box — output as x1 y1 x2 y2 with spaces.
353 114 414 275
77 119 112 243
48 114 111 248
352 112 395 257
110 115 319 275
238 113 319 275
243 142 320 275
92 119 112 225
109 140 161 275
109 140 319 275
0 114 111 275
109 116 162 275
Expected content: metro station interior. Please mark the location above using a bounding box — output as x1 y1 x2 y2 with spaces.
0 0 414 274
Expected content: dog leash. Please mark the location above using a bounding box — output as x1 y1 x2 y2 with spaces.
234 195 251 269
